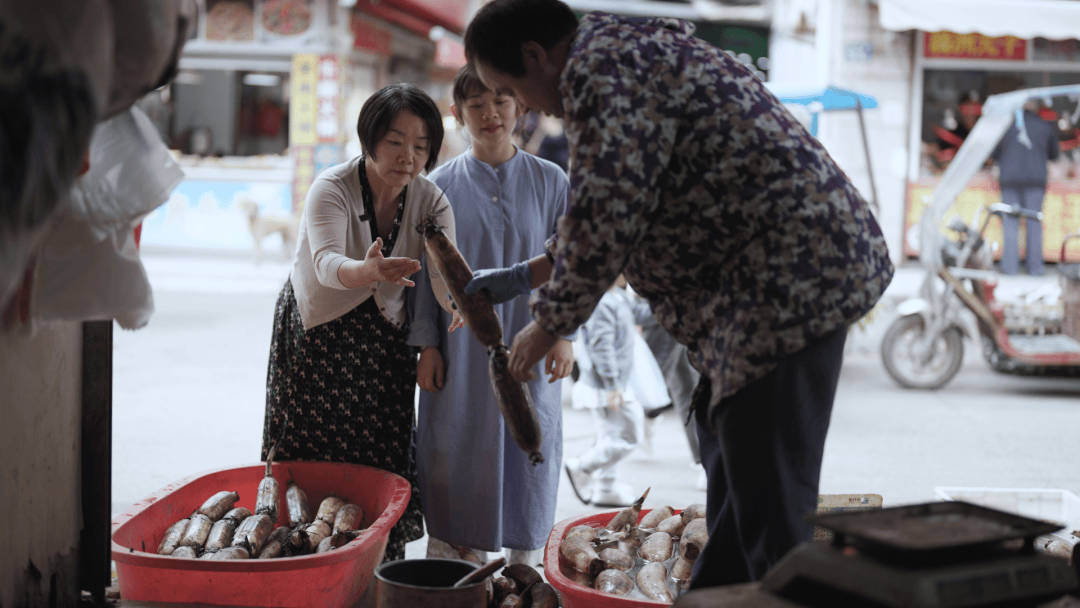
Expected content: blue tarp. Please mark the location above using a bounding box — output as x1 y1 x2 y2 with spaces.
764 83 878 136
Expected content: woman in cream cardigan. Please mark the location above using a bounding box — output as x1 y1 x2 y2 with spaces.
261 83 455 561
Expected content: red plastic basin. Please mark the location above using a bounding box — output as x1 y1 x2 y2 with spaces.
111 460 410 608
545 509 682 608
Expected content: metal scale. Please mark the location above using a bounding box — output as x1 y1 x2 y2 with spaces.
760 502 1079 607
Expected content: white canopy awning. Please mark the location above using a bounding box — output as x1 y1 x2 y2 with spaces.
880 0 1080 40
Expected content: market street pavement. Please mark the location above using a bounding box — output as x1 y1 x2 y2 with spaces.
112 250 1080 562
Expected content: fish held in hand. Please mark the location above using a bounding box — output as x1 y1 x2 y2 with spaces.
489 344 544 465
595 569 634 596
416 214 503 347
636 561 674 602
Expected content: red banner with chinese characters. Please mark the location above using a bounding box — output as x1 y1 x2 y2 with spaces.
924 31 1026 60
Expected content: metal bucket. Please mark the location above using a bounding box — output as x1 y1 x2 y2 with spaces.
375 558 487 608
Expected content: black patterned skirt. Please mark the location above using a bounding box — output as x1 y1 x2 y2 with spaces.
261 279 423 561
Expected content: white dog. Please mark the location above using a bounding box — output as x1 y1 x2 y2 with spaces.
239 199 299 263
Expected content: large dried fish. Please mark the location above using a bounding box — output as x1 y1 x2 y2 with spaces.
255 444 280 522
639 531 673 562
681 503 706 524
559 537 604 576
416 214 503 346
639 506 673 530
670 556 695 582
232 513 273 555
598 547 634 571
332 503 363 533
156 519 188 555
657 513 686 537
196 491 239 522
204 516 240 552
315 495 345 526
604 487 650 535
418 214 544 465
680 518 709 561
178 514 213 550
258 526 292 559
636 562 674 602
489 345 544 464
171 546 198 559
286 482 313 526
595 569 634 596
305 519 332 551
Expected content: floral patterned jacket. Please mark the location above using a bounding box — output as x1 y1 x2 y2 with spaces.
531 12 894 422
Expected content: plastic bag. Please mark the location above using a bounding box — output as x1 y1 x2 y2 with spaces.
69 105 186 239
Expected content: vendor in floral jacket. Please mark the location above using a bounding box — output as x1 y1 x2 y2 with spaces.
461 0 895 588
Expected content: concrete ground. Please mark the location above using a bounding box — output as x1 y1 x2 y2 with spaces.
111 249 1080 572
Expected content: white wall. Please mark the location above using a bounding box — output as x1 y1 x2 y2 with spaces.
770 0 915 266
1 322 83 607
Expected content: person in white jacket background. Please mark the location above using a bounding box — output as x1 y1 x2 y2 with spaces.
565 274 649 508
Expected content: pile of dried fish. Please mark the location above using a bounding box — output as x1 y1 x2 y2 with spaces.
153 451 366 560
558 488 709 604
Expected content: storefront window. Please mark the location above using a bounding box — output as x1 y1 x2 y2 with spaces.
919 68 1080 177
164 68 290 157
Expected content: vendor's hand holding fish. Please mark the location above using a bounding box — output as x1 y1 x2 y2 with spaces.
463 260 533 304
507 321 558 382
544 338 574 383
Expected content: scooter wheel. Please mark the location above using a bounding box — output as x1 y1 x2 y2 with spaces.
880 314 964 389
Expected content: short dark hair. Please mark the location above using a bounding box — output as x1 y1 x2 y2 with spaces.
451 65 488 110
356 83 443 172
464 0 578 78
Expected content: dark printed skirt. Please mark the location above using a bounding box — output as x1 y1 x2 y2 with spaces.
261 279 423 561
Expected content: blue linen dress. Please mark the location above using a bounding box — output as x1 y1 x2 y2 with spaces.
408 148 570 552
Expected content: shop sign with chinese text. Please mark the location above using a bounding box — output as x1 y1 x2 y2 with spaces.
924 31 1026 60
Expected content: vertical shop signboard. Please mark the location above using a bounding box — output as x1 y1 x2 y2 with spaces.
291 54 318 212
314 54 342 180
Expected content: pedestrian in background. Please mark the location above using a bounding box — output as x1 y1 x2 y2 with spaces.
260 83 453 562
565 274 644 508
461 0 893 588
992 99 1060 276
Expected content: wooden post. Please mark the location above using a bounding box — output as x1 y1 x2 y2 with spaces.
79 320 112 605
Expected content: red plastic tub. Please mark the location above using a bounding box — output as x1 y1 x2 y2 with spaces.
545 509 684 608
111 460 410 608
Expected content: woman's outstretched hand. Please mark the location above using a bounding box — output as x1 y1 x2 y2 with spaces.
365 238 421 286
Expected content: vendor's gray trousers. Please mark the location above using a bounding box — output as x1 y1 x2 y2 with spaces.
1000 185 1047 276
689 327 847 589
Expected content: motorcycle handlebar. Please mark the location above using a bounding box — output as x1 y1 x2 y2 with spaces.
989 202 1043 222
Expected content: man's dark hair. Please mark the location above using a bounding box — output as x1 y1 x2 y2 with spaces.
356 83 443 172
464 0 578 78
451 64 488 110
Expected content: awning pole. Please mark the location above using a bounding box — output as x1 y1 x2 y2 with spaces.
856 99 880 215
